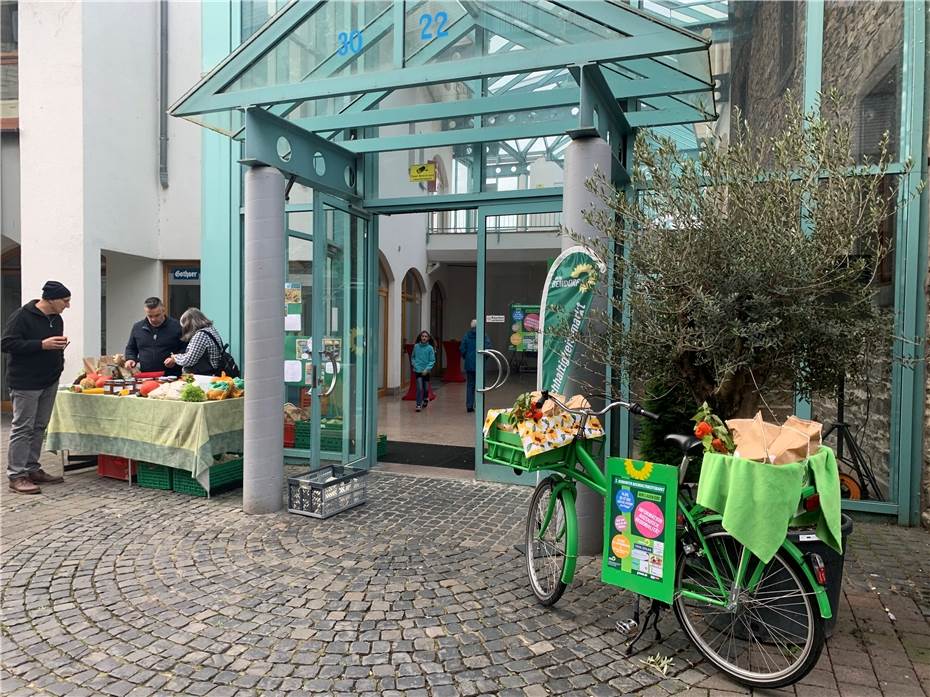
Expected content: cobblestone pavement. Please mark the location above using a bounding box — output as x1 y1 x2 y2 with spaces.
1 456 928 697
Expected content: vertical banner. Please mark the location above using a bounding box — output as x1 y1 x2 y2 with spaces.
536 245 605 392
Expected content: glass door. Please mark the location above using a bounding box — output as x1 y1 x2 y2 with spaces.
284 200 373 472
309 193 372 471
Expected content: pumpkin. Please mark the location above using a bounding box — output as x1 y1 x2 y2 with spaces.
139 380 161 397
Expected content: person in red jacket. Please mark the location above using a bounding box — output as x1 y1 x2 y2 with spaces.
1 281 71 494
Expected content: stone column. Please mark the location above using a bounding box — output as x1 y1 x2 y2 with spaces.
242 166 285 514
562 136 613 556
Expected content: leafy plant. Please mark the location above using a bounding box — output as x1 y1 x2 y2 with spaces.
691 402 735 454
574 91 922 419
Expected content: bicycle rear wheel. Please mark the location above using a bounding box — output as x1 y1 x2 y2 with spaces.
525 476 569 606
673 527 825 688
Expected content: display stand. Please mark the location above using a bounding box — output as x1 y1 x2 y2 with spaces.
401 343 436 401
442 340 466 382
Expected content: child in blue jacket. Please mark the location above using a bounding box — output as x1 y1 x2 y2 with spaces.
411 330 436 411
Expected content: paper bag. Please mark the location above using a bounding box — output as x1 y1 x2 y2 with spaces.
82 354 136 379
726 412 782 462
768 416 822 465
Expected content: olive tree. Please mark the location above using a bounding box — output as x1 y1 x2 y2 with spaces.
577 94 919 420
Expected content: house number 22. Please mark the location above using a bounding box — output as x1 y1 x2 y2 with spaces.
418 11 449 40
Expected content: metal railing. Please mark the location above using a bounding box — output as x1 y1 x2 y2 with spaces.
426 211 563 240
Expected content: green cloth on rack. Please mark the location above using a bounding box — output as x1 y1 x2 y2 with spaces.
696 446 842 563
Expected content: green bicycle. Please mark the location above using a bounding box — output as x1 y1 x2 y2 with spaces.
486 391 832 689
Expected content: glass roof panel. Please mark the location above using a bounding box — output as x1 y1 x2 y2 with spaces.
223 1 394 94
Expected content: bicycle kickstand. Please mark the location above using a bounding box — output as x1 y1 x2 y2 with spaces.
624 599 664 655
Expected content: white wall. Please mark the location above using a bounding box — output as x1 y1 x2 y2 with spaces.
158 0 202 259
18 1 89 376
104 252 162 356
18 1 202 381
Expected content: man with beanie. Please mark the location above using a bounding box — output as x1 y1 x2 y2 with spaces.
1 281 71 494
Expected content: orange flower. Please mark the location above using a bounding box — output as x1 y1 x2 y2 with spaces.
694 421 713 438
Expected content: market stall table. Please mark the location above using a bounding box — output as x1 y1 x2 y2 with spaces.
45 390 243 488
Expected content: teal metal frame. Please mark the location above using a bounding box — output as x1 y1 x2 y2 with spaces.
193 0 928 521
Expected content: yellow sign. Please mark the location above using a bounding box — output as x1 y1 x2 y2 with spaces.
409 163 436 182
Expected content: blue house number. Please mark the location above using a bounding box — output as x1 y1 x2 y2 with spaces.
337 29 364 55
418 11 449 40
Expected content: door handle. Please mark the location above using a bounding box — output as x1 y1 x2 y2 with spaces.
477 348 509 392
319 350 338 396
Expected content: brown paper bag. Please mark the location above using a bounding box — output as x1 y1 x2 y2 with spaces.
726 412 782 462
769 416 822 465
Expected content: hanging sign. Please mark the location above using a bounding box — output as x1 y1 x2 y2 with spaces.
602 458 678 604
536 246 604 392
409 163 437 182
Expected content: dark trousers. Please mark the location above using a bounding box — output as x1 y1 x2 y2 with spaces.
415 375 430 406
466 370 476 411
8 384 58 479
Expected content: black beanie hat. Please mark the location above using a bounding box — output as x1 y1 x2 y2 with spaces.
42 281 71 300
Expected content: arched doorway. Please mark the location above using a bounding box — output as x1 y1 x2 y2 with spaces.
378 257 391 395
430 281 445 374
400 269 424 388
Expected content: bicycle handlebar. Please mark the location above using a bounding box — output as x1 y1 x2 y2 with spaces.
534 390 660 420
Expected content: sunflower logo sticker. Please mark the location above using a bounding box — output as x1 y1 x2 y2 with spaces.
570 262 599 293
624 459 654 481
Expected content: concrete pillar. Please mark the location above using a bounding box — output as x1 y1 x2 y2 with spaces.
562 136 613 557
242 166 285 514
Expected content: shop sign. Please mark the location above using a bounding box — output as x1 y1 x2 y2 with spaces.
485 315 505 323
409 163 436 182
602 458 678 604
170 267 199 283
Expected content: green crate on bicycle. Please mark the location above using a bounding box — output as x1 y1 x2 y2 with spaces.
482 409 600 471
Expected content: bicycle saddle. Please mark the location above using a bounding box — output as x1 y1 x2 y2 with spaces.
664 433 703 455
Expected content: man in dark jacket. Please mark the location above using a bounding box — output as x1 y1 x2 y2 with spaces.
1 280 71 494
123 297 185 376
460 319 491 413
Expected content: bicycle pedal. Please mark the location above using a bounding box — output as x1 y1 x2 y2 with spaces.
615 619 639 636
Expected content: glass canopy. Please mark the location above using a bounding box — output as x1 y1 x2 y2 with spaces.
171 0 717 155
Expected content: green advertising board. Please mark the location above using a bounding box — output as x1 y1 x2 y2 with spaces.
508 304 540 352
602 458 679 604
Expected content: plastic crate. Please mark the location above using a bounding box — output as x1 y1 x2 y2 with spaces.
484 422 573 472
288 465 367 519
137 462 173 490
284 423 295 448
97 455 136 480
173 458 243 497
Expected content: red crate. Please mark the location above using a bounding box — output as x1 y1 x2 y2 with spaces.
97 455 136 480
284 423 295 448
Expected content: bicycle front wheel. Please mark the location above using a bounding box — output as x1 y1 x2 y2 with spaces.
673 527 825 688
525 476 570 606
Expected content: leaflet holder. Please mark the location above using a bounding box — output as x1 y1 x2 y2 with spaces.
477 348 510 392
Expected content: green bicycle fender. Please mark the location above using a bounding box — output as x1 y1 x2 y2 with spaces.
780 538 833 619
552 481 579 586
688 511 831 618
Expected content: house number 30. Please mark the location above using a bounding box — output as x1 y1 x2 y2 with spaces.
337 30 364 55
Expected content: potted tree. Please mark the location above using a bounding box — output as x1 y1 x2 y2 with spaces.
577 93 922 421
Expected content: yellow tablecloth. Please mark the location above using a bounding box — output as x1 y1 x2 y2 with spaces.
45 390 243 487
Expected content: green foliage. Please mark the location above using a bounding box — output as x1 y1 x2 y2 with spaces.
577 92 919 419
179 383 206 402
637 382 695 466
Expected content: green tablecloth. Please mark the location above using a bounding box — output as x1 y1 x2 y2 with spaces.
45 390 243 487
696 446 842 563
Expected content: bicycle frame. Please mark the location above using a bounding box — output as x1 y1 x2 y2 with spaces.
536 440 833 619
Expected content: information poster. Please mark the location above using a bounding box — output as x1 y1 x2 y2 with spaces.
285 283 303 332
601 458 678 604
508 304 540 352
284 336 313 385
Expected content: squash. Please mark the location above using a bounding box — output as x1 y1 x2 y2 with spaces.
82 388 105 394
206 388 226 401
139 380 161 397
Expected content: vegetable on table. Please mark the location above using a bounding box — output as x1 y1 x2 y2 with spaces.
81 388 105 394
179 383 206 402
138 380 161 397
